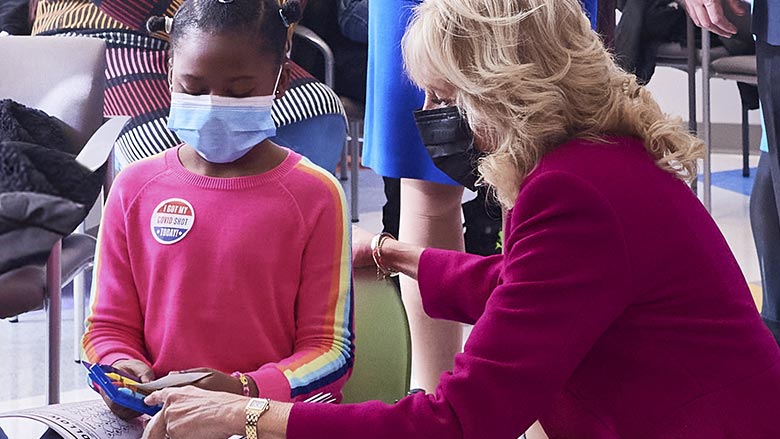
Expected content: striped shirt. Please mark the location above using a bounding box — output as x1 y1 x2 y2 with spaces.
83 148 354 401
32 0 346 169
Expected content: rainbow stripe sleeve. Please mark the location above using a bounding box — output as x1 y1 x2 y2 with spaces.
246 159 355 401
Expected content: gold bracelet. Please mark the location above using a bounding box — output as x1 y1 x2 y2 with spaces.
370 232 398 280
231 371 251 396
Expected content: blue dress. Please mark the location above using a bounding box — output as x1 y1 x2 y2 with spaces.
363 0 599 183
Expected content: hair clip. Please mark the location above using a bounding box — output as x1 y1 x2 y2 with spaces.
217 0 234 3
279 8 292 28
164 17 173 33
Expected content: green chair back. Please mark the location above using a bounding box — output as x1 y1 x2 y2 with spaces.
341 268 412 403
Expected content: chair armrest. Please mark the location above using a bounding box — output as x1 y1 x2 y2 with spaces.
0 234 95 319
294 25 335 89
0 265 46 318
61 233 96 287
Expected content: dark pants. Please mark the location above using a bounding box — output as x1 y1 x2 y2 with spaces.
750 153 780 343
337 0 369 44
755 40 780 342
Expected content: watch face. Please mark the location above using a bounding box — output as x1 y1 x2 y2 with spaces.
247 399 268 410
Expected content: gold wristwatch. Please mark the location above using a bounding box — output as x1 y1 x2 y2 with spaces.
245 398 271 439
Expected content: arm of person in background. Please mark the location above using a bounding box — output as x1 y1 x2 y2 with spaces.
144 170 635 439
353 225 504 325
0 0 30 35
88 0 182 31
678 0 749 37
91 0 307 32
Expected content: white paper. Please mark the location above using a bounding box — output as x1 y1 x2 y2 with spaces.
0 400 144 439
133 371 212 393
75 116 130 172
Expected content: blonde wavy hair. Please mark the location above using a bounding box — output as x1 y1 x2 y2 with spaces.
402 0 703 208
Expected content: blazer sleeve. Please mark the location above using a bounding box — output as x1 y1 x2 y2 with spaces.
418 250 504 325
286 170 636 439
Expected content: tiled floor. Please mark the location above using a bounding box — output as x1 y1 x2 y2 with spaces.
0 152 767 419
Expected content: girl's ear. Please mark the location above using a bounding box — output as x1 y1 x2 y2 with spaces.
275 61 292 100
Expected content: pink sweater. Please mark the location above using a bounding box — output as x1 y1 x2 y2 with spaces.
288 137 780 438
83 147 354 402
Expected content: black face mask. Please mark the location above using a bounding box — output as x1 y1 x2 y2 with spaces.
414 106 482 191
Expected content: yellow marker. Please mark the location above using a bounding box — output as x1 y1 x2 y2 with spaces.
106 372 140 388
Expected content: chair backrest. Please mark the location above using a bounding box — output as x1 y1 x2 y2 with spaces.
341 268 411 404
0 36 107 404
0 35 105 154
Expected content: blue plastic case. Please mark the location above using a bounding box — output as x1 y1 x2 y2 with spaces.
81 361 162 416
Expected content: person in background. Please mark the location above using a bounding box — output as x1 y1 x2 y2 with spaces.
31 0 347 174
84 0 353 420
337 0 367 44
143 1 780 438
680 0 780 344
0 0 29 35
750 109 780 343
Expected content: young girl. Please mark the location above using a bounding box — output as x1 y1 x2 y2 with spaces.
83 0 353 418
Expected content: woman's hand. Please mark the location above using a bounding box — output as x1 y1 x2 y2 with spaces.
352 225 377 268
142 386 246 439
173 367 246 395
352 225 426 279
101 359 156 420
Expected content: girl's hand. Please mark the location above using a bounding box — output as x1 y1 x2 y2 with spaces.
98 386 144 421
100 359 155 420
142 386 246 439
352 225 377 268
113 359 156 383
175 367 246 395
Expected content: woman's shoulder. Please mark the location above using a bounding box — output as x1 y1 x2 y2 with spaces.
514 135 695 217
527 136 673 191
535 136 649 173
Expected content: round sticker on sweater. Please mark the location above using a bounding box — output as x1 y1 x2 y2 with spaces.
150 198 195 245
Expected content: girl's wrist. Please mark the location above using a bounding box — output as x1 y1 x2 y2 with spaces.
231 372 251 396
247 375 259 397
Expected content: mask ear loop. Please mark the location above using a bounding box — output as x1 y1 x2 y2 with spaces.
167 59 174 93
272 65 284 97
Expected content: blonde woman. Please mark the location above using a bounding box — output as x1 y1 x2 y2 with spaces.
143 0 780 437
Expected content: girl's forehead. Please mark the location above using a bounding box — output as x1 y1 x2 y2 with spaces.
175 29 275 56
173 31 277 66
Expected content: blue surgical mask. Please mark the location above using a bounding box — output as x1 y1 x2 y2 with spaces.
167 67 282 164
